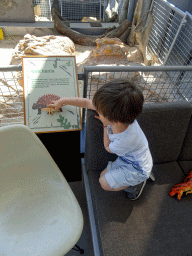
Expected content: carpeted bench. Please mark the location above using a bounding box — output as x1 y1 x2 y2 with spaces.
82 101 192 256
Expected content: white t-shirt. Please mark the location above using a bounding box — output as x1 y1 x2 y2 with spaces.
107 120 153 184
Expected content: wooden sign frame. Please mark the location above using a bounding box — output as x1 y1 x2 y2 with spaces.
22 56 82 133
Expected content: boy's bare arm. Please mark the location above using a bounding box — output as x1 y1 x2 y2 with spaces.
103 127 113 153
48 97 96 111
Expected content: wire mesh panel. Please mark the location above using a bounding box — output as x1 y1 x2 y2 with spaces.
83 66 192 103
0 67 24 127
61 0 102 21
165 13 192 66
148 0 185 64
60 0 125 22
33 0 53 20
1 66 192 127
159 12 192 101
171 64 192 102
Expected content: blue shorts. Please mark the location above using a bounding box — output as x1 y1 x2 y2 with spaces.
104 158 150 190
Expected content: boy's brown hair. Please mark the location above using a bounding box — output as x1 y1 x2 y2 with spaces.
93 79 144 124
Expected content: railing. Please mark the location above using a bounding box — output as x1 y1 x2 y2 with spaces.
0 65 192 127
83 65 192 101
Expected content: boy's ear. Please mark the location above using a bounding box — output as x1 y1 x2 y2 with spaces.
94 115 100 120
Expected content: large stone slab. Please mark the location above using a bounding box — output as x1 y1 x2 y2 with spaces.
0 0 35 23
92 37 143 63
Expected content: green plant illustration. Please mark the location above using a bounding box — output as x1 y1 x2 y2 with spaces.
57 115 80 130
72 124 80 129
57 115 71 129
66 61 71 67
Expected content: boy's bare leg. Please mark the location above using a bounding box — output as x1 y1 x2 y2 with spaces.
100 168 108 177
99 169 128 191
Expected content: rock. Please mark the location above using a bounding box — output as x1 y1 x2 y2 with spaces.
91 37 143 63
0 0 35 22
127 46 144 63
82 17 98 22
92 37 129 58
11 34 76 65
35 15 50 21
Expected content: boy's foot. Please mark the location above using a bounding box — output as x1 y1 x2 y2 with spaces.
124 180 147 200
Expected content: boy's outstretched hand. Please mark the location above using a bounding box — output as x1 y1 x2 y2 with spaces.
48 97 96 111
48 99 65 111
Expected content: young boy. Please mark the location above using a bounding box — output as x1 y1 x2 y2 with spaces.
48 79 153 200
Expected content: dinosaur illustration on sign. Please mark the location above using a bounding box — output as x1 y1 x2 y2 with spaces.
32 94 62 115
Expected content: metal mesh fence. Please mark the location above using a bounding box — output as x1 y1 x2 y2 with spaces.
147 1 192 102
148 0 186 65
0 66 192 127
165 13 192 66
0 67 24 127
61 0 103 21
60 0 124 22
84 66 192 102
33 0 53 20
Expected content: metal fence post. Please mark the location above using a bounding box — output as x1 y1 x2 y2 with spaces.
82 67 89 123
163 13 187 66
